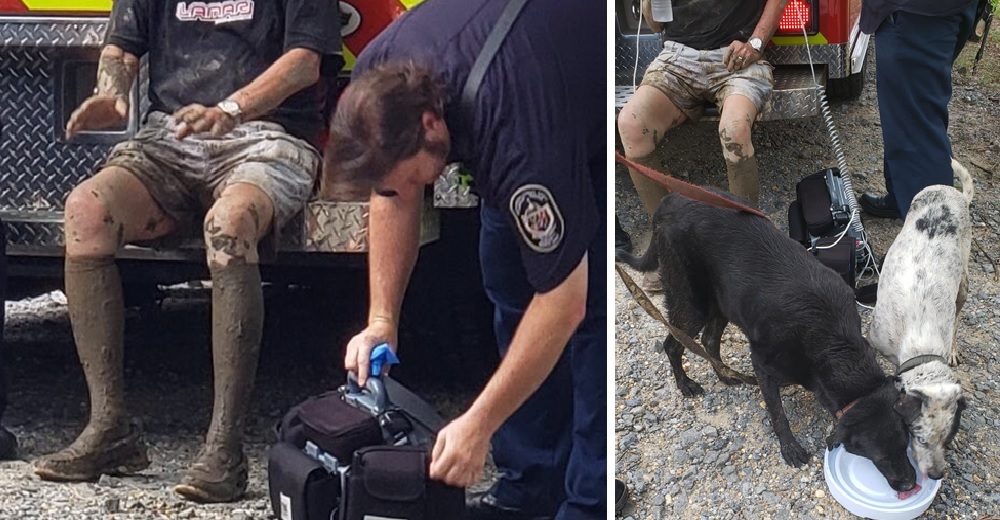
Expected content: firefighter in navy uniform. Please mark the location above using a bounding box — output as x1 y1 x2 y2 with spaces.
32 0 342 503
324 1 606 519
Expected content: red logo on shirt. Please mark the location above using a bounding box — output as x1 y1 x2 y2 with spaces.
176 0 255 24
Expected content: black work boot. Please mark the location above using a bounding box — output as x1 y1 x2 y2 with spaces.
860 193 902 219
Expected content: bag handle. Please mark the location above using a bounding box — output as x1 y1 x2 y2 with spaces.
345 372 389 413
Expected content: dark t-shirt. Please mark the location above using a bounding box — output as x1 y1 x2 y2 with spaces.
660 0 765 50
106 0 343 147
352 0 604 295
860 0 978 34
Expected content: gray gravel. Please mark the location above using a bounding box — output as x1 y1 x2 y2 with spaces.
1 283 496 519
615 45 1000 518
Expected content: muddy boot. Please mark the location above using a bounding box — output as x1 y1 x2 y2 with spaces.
34 420 149 481
35 257 147 481
174 445 249 503
627 151 671 216
642 271 664 293
725 156 760 209
172 262 261 503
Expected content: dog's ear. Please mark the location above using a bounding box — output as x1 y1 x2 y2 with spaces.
894 392 922 424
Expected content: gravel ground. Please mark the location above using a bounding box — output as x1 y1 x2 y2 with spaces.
615 44 1000 519
0 280 498 519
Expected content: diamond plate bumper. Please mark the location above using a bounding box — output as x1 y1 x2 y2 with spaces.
0 17 107 48
433 163 479 209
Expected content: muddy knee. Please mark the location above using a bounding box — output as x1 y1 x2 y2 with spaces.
64 183 124 258
718 119 759 207
203 202 262 268
617 106 660 158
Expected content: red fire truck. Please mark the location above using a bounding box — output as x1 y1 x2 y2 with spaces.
615 0 870 118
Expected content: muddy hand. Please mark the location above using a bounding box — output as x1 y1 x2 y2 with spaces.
344 320 397 387
429 413 490 488
173 104 236 140
66 95 129 139
724 40 759 72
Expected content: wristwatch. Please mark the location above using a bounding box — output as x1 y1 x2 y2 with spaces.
749 37 763 53
216 99 243 123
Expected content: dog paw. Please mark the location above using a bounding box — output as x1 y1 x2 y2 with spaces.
779 441 811 467
949 350 961 366
678 378 705 397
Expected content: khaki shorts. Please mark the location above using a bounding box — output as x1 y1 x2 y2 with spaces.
104 111 319 232
640 40 774 122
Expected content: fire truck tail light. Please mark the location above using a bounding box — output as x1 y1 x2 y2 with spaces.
776 0 818 35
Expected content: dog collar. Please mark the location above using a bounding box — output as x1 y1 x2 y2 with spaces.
896 354 948 377
835 398 860 421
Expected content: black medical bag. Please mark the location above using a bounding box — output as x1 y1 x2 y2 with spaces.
267 376 463 520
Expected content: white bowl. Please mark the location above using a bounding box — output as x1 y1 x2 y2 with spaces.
824 444 941 520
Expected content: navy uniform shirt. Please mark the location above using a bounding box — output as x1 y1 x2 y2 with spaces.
106 0 343 148
860 0 979 34
353 0 604 295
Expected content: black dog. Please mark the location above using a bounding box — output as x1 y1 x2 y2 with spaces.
617 191 916 492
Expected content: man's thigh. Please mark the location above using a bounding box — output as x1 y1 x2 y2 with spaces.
206 123 319 230
712 61 774 118
101 112 205 234
637 42 707 123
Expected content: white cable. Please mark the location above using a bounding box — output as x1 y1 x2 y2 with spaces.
794 8 881 284
633 9 643 91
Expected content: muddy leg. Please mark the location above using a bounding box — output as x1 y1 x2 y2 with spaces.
35 167 174 481
617 85 688 216
174 183 271 503
719 95 761 208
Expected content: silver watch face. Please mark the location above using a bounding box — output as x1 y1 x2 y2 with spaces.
750 37 763 52
218 100 241 117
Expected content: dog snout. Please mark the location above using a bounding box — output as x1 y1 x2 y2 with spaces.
892 477 917 492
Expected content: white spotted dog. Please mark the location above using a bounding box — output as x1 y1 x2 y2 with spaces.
869 158 973 481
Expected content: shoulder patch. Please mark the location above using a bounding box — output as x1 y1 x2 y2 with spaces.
510 184 564 253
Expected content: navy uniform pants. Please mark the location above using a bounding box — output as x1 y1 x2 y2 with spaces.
479 203 606 520
875 2 977 218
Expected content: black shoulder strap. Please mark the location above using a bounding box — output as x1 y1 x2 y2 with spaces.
460 0 531 122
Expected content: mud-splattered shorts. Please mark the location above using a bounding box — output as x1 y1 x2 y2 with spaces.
103 111 319 231
640 40 774 122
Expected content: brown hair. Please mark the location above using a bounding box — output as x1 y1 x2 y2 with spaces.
324 61 448 189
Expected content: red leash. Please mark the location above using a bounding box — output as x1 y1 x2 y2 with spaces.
615 151 770 220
